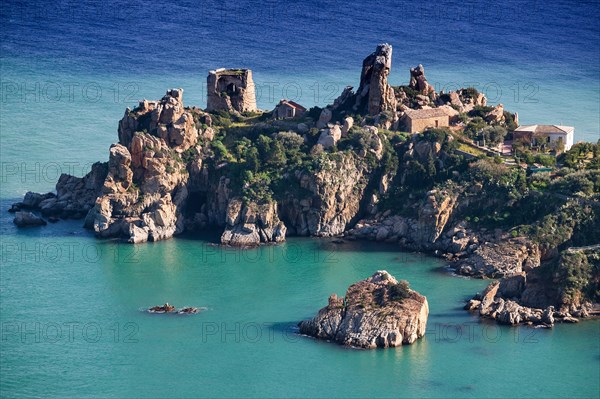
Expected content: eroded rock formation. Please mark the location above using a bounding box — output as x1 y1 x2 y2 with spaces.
88 89 200 243
409 64 436 98
456 238 540 277
299 271 429 348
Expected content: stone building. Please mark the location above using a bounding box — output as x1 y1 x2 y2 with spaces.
273 99 306 119
403 108 450 133
206 68 257 113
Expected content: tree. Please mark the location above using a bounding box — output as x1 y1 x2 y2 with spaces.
481 126 507 146
463 117 486 139
244 147 260 174
256 135 273 163
268 140 287 168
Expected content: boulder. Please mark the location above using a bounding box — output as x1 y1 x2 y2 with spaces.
484 104 505 124
317 125 342 149
13 211 47 227
341 116 354 136
316 108 332 129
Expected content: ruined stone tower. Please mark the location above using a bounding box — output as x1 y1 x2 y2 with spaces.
206 68 257 113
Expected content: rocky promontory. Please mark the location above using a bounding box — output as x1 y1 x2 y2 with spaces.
299 271 429 348
9 42 599 326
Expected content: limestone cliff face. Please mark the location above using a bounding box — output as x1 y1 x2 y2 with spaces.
220 198 286 246
280 152 372 237
299 271 428 348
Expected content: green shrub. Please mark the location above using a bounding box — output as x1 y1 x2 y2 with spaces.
211 140 229 162
389 280 411 301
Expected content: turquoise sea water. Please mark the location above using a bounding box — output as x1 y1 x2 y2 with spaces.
1 0 600 397
1 217 599 398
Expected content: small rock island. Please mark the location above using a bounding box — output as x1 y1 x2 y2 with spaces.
299 271 428 348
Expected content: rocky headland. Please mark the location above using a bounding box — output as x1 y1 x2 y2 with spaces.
299 271 428 348
10 43 599 327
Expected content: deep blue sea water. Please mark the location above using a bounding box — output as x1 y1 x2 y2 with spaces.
1 0 599 398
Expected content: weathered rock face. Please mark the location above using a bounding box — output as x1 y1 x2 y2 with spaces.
86 89 200 243
220 198 286 246
317 125 342 149
316 108 333 129
118 89 198 152
409 64 436 98
437 89 488 114
417 189 459 244
280 152 371 237
206 69 257 113
484 104 505 124
353 43 397 116
91 137 190 243
456 237 540 278
299 271 429 348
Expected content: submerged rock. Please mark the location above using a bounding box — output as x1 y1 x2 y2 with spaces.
299 271 428 348
13 211 47 227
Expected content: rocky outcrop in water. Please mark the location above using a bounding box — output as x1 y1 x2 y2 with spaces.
87 89 201 243
10 162 108 222
465 271 590 326
299 271 428 348
465 246 600 326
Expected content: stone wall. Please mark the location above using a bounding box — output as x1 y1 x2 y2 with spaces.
407 115 449 133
